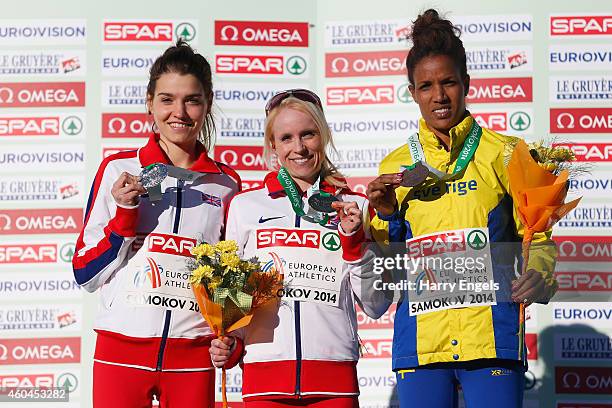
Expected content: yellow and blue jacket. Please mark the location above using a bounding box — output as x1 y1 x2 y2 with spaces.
370 114 557 370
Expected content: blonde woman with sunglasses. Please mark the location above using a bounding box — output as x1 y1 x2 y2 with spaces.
209 89 389 408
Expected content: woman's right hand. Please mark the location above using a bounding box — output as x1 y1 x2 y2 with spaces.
111 172 146 207
210 336 236 368
366 173 402 216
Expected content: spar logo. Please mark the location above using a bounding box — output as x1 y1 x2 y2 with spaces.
219 113 265 138
0 337 80 365
214 145 267 171
215 54 308 77
102 113 151 138
256 229 320 249
0 114 83 137
362 339 393 359
0 208 82 235
134 257 163 289
555 236 612 261
357 303 396 330
555 366 612 394
551 15 612 36
553 143 612 162
467 77 532 103
396 83 414 104
326 85 395 105
325 20 407 47
0 372 78 389
554 333 612 361
147 233 196 257
555 272 612 291
103 20 196 43
472 111 532 133
550 76 612 102
215 21 308 47
325 50 407 78
0 244 64 264
0 82 85 107
551 108 612 133
407 230 467 258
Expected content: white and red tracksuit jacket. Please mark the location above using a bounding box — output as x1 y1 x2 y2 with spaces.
72 134 240 372
224 172 390 401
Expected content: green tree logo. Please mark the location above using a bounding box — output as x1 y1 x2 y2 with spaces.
56 373 79 393
62 116 83 136
286 56 307 75
467 230 488 250
322 232 341 251
60 243 75 263
175 23 196 42
509 112 531 132
397 83 414 104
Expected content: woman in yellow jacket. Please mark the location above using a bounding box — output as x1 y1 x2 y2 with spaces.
366 9 557 408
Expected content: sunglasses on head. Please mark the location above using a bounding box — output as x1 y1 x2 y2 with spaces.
265 89 323 116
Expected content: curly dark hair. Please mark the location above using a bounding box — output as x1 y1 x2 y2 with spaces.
147 39 215 150
405 9 468 86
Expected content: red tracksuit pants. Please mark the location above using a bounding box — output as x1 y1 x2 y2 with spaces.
93 361 215 407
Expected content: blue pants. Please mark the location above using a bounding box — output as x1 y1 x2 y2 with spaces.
395 359 525 408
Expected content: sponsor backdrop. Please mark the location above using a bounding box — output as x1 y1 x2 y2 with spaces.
0 0 610 407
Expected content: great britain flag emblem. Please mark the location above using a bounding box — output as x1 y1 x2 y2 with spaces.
201 193 222 207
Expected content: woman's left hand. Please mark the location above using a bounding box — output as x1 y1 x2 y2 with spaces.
331 201 362 234
511 269 551 306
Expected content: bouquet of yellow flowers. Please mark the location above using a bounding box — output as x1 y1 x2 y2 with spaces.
188 240 283 407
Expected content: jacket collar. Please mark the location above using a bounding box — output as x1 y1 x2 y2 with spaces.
418 112 474 155
137 133 221 173
264 171 349 198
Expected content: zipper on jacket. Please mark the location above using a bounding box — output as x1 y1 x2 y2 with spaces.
294 213 303 397
156 179 183 371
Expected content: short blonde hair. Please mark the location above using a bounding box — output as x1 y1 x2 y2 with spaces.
263 97 346 187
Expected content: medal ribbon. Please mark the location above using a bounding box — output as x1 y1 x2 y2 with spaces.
405 119 483 181
277 167 329 226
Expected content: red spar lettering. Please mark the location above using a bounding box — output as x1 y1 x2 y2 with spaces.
256 229 320 249
551 16 612 35
148 233 197 257
472 113 507 131
0 118 59 136
326 85 394 105
0 244 57 264
104 23 173 41
0 374 54 388
363 339 393 358
216 55 283 74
